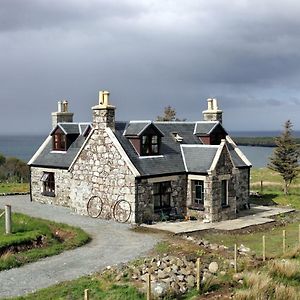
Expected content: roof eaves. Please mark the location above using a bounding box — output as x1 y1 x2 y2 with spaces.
28 135 52 165
180 145 188 172
68 128 95 171
208 140 226 172
226 135 252 167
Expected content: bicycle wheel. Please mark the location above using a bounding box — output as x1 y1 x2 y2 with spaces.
87 196 103 218
113 199 132 223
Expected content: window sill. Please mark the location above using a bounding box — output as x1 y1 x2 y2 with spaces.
188 205 204 211
222 204 230 209
42 192 55 197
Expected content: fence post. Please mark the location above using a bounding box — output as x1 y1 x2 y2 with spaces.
262 235 266 261
147 274 151 300
84 289 89 300
260 180 263 193
234 244 237 273
282 230 286 254
196 257 201 292
298 224 300 245
5 205 12 234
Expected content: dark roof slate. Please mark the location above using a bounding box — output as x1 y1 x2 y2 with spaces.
194 122 218 135
29 123 91 169
181 145 218 173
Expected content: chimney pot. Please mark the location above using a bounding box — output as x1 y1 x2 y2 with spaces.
207 98 213 111
62 100 68 112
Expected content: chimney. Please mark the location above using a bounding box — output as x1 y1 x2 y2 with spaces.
92 90 116 131
51 100 74 128
202 98 223 123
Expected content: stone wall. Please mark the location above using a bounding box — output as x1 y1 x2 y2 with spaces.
235 168 250 211
31 166 71 207
136 175 187 224
70 124 136 222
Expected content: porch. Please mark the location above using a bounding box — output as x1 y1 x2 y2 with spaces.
141 205 295 234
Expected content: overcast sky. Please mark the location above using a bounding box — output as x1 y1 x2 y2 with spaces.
1 0 300 134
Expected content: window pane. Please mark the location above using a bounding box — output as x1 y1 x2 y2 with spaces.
221 180 228 206
152 136 158 143
152 144 158 154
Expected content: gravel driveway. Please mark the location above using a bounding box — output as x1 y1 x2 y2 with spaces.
0 195 160 298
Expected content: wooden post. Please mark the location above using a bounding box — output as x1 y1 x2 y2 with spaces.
147 274 151 300
196 257 201 292
298 224 300 245
260 180 263 193
262 235 266 261
234 244 237 273
84 289 89 300
283 230 286 253
5 205 12 234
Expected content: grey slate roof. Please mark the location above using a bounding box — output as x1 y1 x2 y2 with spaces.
194 121 218 135
50 123 90 135
181 145 219 173
29 123 91 169
30 119 250 174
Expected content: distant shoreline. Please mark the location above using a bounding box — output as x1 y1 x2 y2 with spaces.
233 136 300 147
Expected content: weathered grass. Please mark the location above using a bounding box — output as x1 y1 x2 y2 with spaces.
268 259 300 280
234 271 299 300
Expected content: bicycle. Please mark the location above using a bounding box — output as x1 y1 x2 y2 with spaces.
87 195 132 223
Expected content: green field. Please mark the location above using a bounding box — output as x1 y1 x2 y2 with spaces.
0 183 29 194
0 211 90 271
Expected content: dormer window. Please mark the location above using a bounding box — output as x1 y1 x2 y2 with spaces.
53 132 67 151
141 135 160 155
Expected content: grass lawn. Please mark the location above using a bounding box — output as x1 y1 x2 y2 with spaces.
250 167 300 209
0 210 90 271
8 274 146 300
200 217 300 258
0 183 29 194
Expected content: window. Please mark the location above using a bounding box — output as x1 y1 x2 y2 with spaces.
41 172 55 196
221 180 228 207
53 133 67 151
141 135 160 155
153 181 171 211
193 180 204 207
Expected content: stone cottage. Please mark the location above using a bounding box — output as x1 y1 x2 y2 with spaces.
28 91 252 223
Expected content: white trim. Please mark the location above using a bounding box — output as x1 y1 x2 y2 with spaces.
181 144 219 149
68 128 95 171
139 155 164 159
155 121 196 124
28 135 52 165
147 175 179 183
106 127 140 177
129 120 152 123
226 136 252 167
180 145 188 172
208 140 226 172
50 150 67 154
187 174 206 181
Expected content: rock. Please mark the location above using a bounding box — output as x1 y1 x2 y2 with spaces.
177 274 184 281
210 244 219 251
187 236 194 241
157 269 168 279
208 262 219 274
232 273 244 281
171 282 180 294
238 244 250 253
171 264 179 273
203 240 209 246
186 275 195 288
151 282 168 298
181 267 191 276
178 282 187 294
220 271 226 276
202 271 212 283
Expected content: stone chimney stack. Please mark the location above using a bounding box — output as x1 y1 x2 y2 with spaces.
92 91 116 131
202 98 223 123
51 100 74 128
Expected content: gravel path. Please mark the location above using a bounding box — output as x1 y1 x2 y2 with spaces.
0 196 160 298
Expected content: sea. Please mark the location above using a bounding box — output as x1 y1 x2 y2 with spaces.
0 131 299 168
